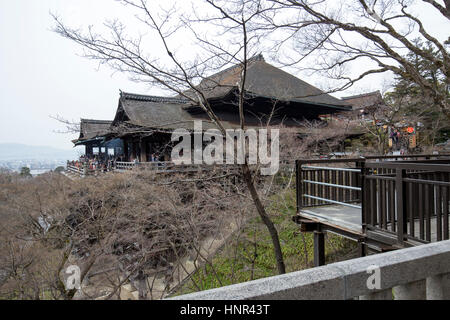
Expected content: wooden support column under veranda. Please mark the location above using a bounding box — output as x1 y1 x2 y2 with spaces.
359 243 367 257
314 231 326 267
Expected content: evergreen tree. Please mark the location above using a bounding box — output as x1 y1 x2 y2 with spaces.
385 40 450 146
19 167 31 178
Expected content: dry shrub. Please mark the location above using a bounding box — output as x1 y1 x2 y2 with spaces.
0 168 250 299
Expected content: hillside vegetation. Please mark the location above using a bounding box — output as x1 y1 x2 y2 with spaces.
174 190 357 295
0 169 356 299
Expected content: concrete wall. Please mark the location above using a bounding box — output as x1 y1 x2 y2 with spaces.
170 240 450 300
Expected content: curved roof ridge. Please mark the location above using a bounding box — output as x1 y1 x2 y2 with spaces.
120 91 188 104
341 90 381 100
80 118 113 123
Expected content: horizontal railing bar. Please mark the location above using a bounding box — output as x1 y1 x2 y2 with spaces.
365 175 396 181
366 162 450 172
302 166 361 172
302 179 362 191
296 154 450 166
297 158 365 165
302 194 362 209
368 225 430 245
403 178 450 186
365 170 438 178
364 154 450 160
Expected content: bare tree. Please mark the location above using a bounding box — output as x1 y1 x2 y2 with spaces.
50 115 80 134
51 0 289 275
259 0 449 117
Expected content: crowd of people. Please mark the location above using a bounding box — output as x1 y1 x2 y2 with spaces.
67 154 117 172
390 128 401 145
67 151 169 173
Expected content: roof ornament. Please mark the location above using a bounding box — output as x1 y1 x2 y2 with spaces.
249 53 264 62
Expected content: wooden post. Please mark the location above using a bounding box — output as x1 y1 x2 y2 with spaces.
123 139 129 162
130 141 137 160
140 140 147 162
296 160 302 213
396 168 407 244
359 242 367 257
314 231 325 267
85 144 93 157
358 160 366 228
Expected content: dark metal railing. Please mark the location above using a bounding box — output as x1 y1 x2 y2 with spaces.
296 158 364 211
363 161 450 244
296 154 450 245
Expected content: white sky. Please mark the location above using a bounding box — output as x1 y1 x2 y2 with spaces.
0 0 448 150
0 0 148 150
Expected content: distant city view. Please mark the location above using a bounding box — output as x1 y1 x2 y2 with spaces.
0 143 81 175
0 160 67 175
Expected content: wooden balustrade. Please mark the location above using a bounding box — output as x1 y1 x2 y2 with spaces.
364 162 450 243
295 154 450 246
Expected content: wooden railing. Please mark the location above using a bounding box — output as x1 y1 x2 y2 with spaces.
114 161 203 172
363 161 450 244
296 158 363 210
114 161 136 171
67 164 97 176
66 163 107 177
113 161 246 174
295 154 450 244
67 164 84 176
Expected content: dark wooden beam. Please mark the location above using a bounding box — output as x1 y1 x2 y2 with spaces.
292 216 320 232
314 231 326 267
359 243 367 257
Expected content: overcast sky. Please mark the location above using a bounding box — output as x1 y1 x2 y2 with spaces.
0 0 148 151
0 0 448 150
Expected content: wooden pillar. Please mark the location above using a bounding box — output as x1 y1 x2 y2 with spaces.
123 139 129 161
359 243 367 257
130 140 137 160
314 231 325 267
140 140 147 162
396 168 407 244
85 144 93 157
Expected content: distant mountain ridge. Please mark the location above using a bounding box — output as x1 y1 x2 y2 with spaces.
0 143 79 161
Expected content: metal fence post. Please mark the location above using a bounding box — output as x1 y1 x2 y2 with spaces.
296 160 302 213
396 168 407 244
358 160 366 228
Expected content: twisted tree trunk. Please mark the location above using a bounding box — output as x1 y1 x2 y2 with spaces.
241 164 286 275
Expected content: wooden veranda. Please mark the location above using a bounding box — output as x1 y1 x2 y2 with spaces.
294 154 450 266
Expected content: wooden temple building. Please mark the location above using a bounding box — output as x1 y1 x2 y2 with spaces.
72 119 123 160
341 91 385 114
78 54 351 163
72 55 372 163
